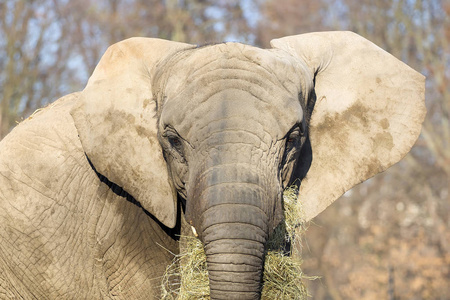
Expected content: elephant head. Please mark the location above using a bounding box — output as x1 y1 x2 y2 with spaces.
71 32 425 299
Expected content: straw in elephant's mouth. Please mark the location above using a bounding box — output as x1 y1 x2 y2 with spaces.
161 186 316 300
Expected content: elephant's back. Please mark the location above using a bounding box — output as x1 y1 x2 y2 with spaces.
0 92 86 208
0 92 83 159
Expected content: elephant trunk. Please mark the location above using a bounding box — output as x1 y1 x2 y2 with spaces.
202 205 267 299
191 164 273 300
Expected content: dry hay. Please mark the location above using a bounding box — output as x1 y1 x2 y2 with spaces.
161 186 313 299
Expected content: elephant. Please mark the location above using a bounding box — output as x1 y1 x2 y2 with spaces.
0 31 425 299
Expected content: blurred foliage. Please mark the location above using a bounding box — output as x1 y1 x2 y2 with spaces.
0 0 448 299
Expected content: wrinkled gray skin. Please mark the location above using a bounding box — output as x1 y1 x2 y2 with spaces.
0 32 425 300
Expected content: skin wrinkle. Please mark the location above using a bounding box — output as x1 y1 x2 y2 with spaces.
202 228 266 244
207 265 263 273
201 202 268 219
207 269 260 274
178 82 272 115
21 128 65 148
117 234 145 280
195 183 268 206
193 163 269 185
6 185 56 221
206 253 265 263
209 278 262 287
197 139 265 154
16 146 88 214
189 63 282 92
2 159 50 197
57 166 88 209
208 286 261 294
205 239 264 251
200 215 269 237
204 286 261 293
94 196 114 242
163 150 186 168
152 49 196 111
154 47 195 81
188 55 221 77
188 140 277 191
186 115 267 136
55 166 83 207
192 153 268 180
51 126 82 153
185 116 274 148
206 255 265 266
206 253 263 265
186 79 284 107
238 44 295 89
0 231 52 297
0 251 29 298
239 48 300 94
191 61 271 80
118 251 148 290
200 220 269 239
194 135 270 156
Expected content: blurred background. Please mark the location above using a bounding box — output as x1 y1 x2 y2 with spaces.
0 0 448 299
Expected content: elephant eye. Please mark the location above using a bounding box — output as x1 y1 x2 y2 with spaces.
287 137 296 144
286 135 299 150
163 127 185 155
286 128 301 149
287 121 306 146
168 136 182 149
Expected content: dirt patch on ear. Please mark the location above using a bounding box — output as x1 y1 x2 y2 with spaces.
308 99 397 192
380 118 390 129
312 100 389 157
314 101 371 129
343 102 371 128
359 157 384 180
373 132 394 151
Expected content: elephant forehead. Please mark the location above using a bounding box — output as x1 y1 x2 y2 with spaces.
162 42 303 99
159 43 305 141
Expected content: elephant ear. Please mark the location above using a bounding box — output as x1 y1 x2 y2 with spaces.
71 38 194 228
271 31 426 222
